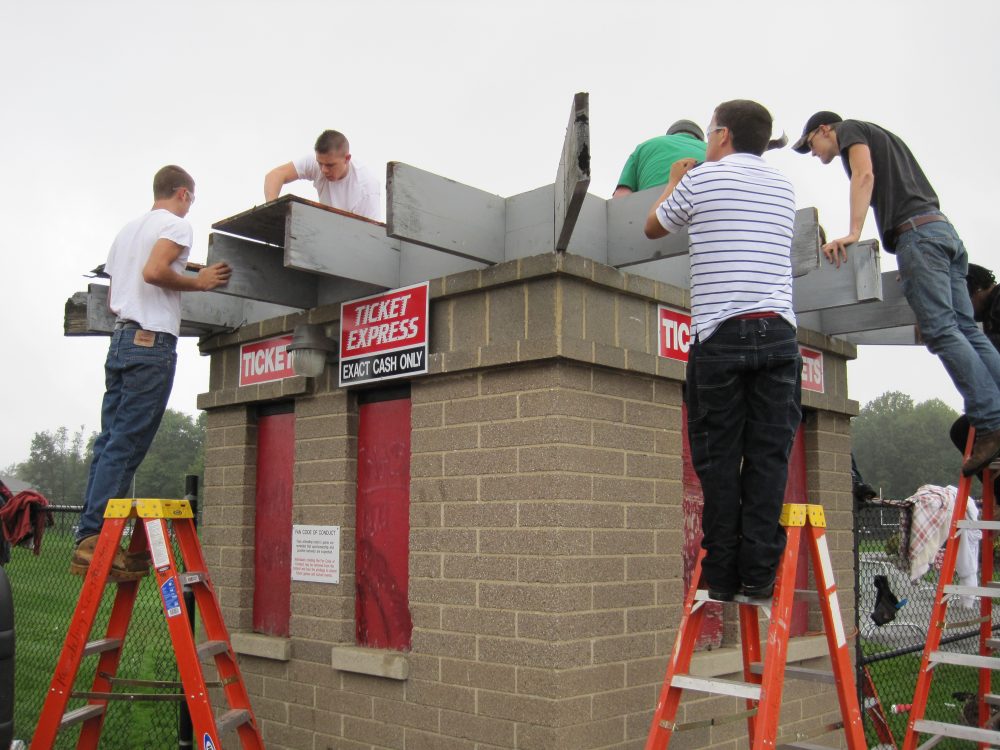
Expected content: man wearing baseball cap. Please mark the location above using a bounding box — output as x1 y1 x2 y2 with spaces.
612 119 707 198
794 111 1000 476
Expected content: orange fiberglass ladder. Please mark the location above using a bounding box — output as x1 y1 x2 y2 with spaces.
903 436 1000 749
645 503 866 750
33 498 264 750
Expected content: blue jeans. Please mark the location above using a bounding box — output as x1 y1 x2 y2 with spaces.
686 317 802 591
76 327 177 541
896 221 1000 431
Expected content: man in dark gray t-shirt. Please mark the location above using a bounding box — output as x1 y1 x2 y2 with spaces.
794 111 1000 477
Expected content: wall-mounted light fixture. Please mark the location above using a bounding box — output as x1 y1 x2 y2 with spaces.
287 323 338 377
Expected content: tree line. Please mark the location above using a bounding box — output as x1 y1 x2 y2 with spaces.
4 410 205 505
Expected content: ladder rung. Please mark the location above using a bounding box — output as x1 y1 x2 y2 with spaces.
929 651 1000 670
197 640 229 660
83 638 122 657
943 584 1000 599
60 704 105 728
694 590 770 606
957 519 1000 531
987 638 1000 651
776 744 840 750
913 718 1000 744
987 693 1000 707
179 571 207 585
216 708 251 734
750 662 835 684
671 674 761 700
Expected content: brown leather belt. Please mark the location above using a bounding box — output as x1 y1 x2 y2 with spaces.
893 213 947 238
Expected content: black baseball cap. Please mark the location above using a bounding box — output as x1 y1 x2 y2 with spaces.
792 111 843 153
667 119 705 141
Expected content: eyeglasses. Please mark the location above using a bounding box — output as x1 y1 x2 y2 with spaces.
706 126 726 138
806 128 822 149
184 189 195 205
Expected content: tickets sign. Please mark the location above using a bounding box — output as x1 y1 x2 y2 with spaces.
239 335 294 387
658 306 693 363
339 282 429 387
800 345 825 393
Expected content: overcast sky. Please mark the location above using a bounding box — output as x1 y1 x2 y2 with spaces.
1 0 997 469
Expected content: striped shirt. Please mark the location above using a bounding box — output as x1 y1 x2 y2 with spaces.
655 153 796 341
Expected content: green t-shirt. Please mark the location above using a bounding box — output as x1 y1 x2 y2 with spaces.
616 133 708 192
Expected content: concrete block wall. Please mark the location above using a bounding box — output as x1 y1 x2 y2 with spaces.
197 251 860 749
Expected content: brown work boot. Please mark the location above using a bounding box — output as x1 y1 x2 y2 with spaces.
962 429 1000 477
122 548 152 573
70 534 146 582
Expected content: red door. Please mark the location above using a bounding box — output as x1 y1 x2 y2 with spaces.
253 405 294 637
355 389 413 650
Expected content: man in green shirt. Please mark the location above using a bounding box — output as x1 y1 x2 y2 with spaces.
612 120 707 198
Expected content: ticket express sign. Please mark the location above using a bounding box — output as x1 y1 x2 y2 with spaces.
657 306 824 393
339 282 429 388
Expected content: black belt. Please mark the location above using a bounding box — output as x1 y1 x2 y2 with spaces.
114 319 142 330
893 213 948 239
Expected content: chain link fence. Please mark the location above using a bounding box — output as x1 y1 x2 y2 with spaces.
7 506 182 749
857 501 999 748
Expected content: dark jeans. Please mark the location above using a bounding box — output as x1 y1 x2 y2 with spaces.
686 316 802 591
76 327 177 541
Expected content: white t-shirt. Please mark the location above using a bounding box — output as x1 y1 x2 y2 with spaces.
293 155 382 221
655 153 796 341
106 209 193 336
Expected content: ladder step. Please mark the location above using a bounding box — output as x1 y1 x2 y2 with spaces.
750 662 835 684
694 590 770 606
943 584 1000 599
671 674 761 700
60 704 105 728
776 744 840 750
929 651 1000 670
197 640 229 660
913 718 1000 744
83 638 122 657
987 693 1000 707
179 571 207 585
216 708 251 734
957 519 1000 531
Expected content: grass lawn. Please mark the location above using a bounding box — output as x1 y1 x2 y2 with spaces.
8 527 181 748
865 644 1000 747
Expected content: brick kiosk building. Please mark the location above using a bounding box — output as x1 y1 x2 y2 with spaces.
195 250 858 750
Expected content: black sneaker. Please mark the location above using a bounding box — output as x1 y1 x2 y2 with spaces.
706 588 736 602
741 581 775 600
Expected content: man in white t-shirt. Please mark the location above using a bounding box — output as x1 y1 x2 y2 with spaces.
71 165 231 581
644 100 801 603
264 129 382 221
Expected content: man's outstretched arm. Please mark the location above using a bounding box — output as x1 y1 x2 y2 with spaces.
263 162 299 202
823 143 874 267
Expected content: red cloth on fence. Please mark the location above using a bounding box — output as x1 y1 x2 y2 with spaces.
0 490 51 555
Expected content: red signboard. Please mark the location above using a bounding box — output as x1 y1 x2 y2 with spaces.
239 335 295 387
800 346 825 393
339 282 429 387
658 306 692 363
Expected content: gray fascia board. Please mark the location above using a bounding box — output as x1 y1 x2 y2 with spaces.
386 161 505 264
607 186 689 267
285 201 400 289
208 232 316 309
505 185 555 259
793 240 882 313
843 325 918 346
554 92 591 251
563 192 608 263
399 241 487 287
818 270 913 335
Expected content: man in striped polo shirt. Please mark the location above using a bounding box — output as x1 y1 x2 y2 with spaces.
643 99 801 601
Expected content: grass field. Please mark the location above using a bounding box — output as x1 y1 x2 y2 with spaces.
8 527 181 748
